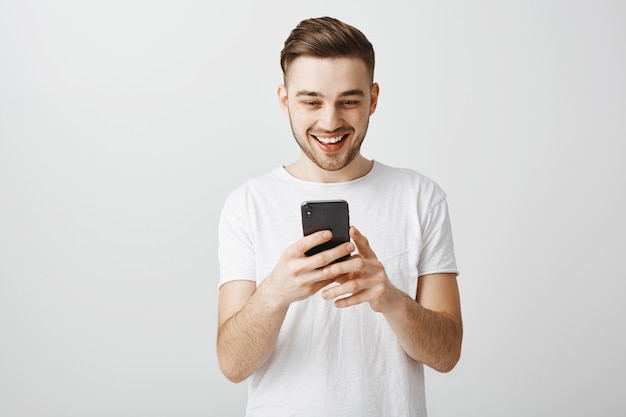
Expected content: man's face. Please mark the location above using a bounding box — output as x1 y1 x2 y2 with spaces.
278 56 379 173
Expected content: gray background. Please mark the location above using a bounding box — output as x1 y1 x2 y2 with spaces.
1 0 624 416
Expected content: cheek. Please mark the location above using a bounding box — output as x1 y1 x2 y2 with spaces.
351 111 370 128
289 109 313 129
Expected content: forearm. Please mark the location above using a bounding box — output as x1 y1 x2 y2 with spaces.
217 286 288 383
384 290 463 373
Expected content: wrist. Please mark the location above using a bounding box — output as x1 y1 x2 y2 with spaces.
255 277 291 314
382 286 414 317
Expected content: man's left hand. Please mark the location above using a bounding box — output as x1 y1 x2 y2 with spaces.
321 226 402 312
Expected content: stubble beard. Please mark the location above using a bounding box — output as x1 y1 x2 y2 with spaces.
290 120 369 172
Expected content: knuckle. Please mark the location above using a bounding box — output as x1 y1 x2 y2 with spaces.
375 265 386 278
320 251 334 265
372 286 384 299
322 264 335 278
294 240 307 253
321 251 341 268
347 279 359 293
285 264 296 277
285 262 302 278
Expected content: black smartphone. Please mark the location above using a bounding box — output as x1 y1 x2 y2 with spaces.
301 200 351 263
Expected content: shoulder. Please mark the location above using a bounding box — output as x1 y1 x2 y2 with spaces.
220 166 304 227
222 167 285 205
372 161 447 203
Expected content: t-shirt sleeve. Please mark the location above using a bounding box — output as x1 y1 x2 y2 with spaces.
217 188 257 288
417 196 459 277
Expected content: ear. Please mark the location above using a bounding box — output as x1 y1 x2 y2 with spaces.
369 82 380 116
277 84 289 116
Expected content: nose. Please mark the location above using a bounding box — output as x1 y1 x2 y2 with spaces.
318 105 342 131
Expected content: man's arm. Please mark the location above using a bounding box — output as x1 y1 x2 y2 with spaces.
384 272 462 372
321 226 462 372
217 230 354 383
217 280 288 383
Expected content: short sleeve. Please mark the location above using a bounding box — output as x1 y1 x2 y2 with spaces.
217 189 257 288
417 197 459 277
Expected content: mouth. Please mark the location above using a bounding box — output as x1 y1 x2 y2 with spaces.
312 133 349 146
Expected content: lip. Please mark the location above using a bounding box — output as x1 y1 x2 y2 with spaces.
311 133 348 152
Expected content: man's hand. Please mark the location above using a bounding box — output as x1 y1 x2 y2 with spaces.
260 229 355 309
217 229 353 382
320 226 401 312
318 226 463 372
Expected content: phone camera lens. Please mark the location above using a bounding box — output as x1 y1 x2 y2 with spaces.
305 206 312 218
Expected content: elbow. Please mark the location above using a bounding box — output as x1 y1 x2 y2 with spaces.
431 334 462 373
218 358 249 384
432 349 461 373
217 346 250 383
435 316 463 373
429 329 463 373
223 372 248 384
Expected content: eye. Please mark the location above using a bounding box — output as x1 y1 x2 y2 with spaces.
341 100 360 107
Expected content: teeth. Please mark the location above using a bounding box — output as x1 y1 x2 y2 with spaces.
315 135 344 144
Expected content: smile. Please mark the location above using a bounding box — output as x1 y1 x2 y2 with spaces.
313 134 347 144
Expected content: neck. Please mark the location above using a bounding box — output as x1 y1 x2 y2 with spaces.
285 154 374 183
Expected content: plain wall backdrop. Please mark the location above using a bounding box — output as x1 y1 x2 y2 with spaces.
1 1 624 416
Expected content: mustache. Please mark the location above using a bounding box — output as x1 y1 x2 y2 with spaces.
309 127 352 136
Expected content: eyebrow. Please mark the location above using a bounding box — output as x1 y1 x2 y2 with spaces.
295 89 366 98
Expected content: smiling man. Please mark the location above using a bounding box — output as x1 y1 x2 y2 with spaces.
279 56 377 181
217 17 462 417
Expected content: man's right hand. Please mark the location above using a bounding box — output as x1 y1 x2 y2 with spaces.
217 229 354 382
262 230 355 308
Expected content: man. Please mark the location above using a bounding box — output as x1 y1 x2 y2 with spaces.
217 16 462 417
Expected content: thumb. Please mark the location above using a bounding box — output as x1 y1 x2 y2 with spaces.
350 226 375 259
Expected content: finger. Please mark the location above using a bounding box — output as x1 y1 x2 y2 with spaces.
333 291 368 308
321 274 362 300
310 277 337 293
331 272 353 285
312 241 355 270
349 226 376 258
294 230 332 256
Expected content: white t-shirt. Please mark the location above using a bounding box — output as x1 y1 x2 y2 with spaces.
218 161 459 417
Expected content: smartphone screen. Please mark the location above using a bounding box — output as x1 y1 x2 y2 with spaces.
301 200 350 262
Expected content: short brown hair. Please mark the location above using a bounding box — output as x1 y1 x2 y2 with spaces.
280 17 375 83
